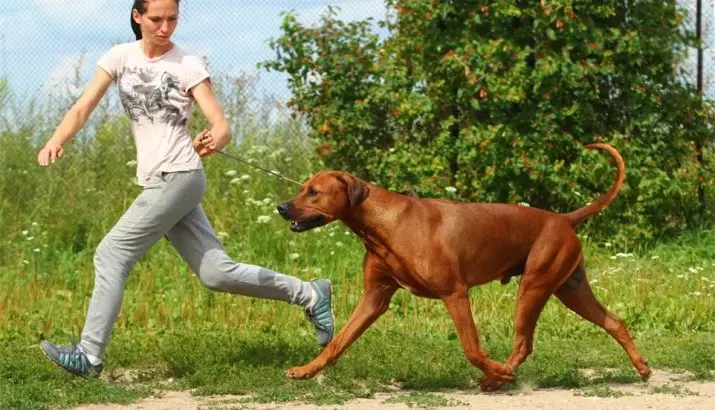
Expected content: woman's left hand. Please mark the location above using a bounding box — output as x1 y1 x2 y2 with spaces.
193 129 216 157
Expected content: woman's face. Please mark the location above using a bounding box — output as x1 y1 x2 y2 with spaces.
133 0 178 47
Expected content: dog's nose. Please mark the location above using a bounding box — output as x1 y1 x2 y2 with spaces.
277 202 290 218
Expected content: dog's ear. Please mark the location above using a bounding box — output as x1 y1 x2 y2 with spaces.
337 173 368 208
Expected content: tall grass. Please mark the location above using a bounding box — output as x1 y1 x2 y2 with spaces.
1 71 715 409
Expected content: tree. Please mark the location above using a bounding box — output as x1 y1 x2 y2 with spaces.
264 1 715 242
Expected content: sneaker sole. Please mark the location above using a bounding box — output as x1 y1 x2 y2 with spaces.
39 343 97 378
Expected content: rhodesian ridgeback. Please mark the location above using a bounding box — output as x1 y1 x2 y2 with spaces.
277 143 651 391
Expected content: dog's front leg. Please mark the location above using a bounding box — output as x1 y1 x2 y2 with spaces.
287 268 398 380
442 290 516 385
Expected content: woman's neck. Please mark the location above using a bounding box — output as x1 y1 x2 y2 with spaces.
140 40 174 59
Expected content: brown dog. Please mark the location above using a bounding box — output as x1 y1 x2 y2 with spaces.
277 143 651 391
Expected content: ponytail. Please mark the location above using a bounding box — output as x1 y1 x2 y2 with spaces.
131 0 145 40
131 13 142 40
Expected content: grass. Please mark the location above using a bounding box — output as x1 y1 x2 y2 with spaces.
649 383 699 397
2 78 715 409
384 391 467 408
2 202 715 409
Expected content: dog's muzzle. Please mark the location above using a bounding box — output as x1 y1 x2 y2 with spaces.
277 201 292 219
277 201 327 232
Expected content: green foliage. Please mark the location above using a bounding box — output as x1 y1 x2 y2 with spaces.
263 0 715 243
1 54 715 409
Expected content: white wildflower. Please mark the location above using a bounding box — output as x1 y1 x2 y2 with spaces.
225 170 238 177
230 178 241 184
445 186 457 193
289 253 300 260
257 215 271 224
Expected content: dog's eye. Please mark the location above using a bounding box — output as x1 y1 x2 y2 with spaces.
307 187 318 196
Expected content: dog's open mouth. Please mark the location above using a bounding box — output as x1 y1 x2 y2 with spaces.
289 215 327 232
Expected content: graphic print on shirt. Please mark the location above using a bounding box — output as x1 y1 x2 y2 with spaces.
118 67 185 126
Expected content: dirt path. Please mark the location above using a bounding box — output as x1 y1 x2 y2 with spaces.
76 370 715 410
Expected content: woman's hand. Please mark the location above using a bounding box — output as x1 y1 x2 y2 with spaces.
193 129 217 157
37 68 113 167
37 141 65 166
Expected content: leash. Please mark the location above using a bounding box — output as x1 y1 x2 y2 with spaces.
214 150 303 186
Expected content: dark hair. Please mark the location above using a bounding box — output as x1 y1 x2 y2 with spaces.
131 0 180 40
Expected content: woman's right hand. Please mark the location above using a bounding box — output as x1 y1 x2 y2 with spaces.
37 142 64 166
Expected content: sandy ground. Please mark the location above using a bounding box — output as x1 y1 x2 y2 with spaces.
76 369 715 410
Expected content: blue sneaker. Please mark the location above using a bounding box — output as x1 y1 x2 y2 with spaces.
305 279 335 347
40 340 103 378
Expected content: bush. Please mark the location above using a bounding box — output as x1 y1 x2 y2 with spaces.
263 0 715 243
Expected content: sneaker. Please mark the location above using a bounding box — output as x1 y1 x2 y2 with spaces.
305 279 335 347
40 340 104 378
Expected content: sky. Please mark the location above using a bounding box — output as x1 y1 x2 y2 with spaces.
1 1 714 103
0 0 389 102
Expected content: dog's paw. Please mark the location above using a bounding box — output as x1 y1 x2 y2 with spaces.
478 377 505 392
286 366 316 380
638 358 652 381
478 362 515 391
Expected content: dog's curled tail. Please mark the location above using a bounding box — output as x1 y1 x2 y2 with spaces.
565 143 625 226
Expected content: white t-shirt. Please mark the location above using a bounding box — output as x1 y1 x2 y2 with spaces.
97 41 209 185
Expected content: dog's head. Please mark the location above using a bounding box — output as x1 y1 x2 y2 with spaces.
277 171 368 232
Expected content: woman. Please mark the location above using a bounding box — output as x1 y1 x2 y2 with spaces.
38 0 334 378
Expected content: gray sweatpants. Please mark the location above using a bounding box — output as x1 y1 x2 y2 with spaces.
80 169 313 359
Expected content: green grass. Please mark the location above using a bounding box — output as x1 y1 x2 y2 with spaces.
2 82 715 409
384 391 467 408
2 220 715 409
649 383 699 397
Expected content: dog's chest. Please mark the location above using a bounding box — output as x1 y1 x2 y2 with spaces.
389 271 436 298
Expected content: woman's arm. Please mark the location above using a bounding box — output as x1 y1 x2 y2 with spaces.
37 67 113 166
191 79 231 157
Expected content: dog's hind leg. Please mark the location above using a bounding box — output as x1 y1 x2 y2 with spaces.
555 271 651 380
480 232 583 392
443 290 516 385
